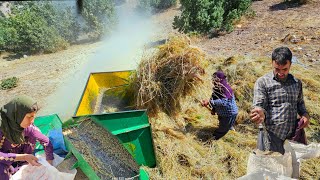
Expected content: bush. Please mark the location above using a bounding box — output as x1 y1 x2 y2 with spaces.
173 0 252 34
0 2 79 53
154 0 177 9
138 0 177 12
28 2 80 43
1 1 117 53
1 77 18 90
81 0 116 40
0 18 19 50
13 2 80 43
2 9 68 53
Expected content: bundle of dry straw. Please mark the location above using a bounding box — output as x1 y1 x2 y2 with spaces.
130 36 205 116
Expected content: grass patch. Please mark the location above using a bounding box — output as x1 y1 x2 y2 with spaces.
1 77 18 90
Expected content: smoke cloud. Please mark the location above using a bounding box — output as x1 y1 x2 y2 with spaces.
40 1 157 120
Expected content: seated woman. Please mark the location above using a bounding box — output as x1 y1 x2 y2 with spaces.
0 95 53 179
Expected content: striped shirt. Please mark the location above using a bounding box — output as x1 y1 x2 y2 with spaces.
209 95 238 117
253 72 308 140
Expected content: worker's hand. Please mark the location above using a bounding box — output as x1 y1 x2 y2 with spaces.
250 107 265 124
8 165 15 174
47 159 53 166
299 115 310 129
23 154 41 166
211 109 216 115
201 100 209 107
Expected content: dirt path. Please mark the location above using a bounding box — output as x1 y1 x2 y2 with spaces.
0 42 101 108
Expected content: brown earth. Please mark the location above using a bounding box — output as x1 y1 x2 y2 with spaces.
0 42 101 108
194 0 320 67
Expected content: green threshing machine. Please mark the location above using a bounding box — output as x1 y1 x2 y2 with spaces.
35 71 156 180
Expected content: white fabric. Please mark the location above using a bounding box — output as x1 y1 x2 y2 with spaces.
246 150 293 177
238 141 320 180
10 153 76 180
237 169 295 180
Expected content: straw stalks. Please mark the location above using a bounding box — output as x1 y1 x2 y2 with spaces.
141 50 320 179
130 36 205 117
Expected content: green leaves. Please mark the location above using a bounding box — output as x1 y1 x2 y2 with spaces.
81 0 116 40
1 1 117 53
138 0 177 11
1 77 18 90
173 0 252 34
0 2 78 54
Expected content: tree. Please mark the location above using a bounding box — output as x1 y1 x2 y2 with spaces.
173 0 252 34
81 0 116 40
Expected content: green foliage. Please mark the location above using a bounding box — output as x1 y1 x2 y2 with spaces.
154 0 177 9
138 0 177 11
81 0 116 40
27 2 80 43
1 8 67 53
1 1 117 53
223 0 252 32
0 2 79 53
1 77 18 90
173 0 224 34
173 0 252 34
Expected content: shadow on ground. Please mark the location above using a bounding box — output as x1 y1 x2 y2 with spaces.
269 1 303 11
3 53 25 61
185 123 217 142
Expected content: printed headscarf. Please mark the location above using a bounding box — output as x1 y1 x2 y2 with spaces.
212 71 233 99
0 95 38 144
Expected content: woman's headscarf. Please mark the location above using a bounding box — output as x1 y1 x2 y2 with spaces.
212 71 233 99
0 95 38 144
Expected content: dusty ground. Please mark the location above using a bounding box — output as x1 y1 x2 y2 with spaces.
0 42 101 108
195 0 320 70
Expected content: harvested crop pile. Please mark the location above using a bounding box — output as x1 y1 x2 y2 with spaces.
63 119 139 179
130 36 206 116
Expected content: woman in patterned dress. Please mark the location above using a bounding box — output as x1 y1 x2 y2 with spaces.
0 95 53 179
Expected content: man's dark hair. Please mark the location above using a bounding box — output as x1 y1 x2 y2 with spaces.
272 47 292 65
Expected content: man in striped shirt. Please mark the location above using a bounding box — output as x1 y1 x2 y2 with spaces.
250 47 309 154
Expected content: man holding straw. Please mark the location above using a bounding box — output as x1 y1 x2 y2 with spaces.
250 47 310 154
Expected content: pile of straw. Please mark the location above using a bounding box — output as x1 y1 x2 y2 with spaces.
131 36 205 116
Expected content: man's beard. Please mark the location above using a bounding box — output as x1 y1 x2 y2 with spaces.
276 74 288 82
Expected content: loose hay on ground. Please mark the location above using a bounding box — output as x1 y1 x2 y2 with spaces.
300 157 320 179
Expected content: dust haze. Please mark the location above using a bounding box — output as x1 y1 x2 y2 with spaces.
40 1 158 120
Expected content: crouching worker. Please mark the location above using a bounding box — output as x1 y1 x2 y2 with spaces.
201 71 238 140
0 95 53 179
